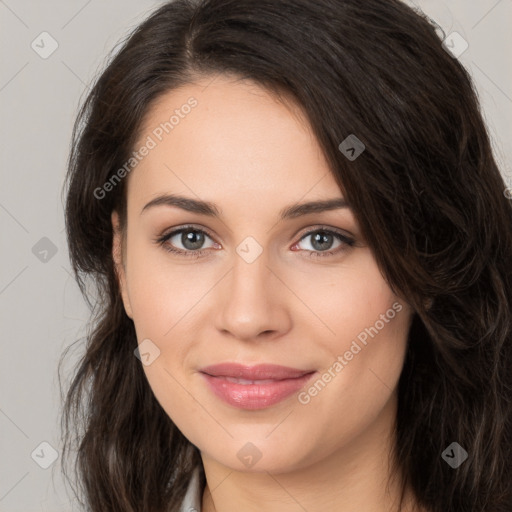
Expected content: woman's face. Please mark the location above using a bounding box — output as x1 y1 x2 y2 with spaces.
112 74 414 473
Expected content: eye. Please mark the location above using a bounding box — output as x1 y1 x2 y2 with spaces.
155 225 219 259
291 227 355 258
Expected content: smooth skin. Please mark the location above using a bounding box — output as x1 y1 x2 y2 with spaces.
112 74 423 512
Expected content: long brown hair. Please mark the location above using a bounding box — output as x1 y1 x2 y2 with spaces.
60 1 512 510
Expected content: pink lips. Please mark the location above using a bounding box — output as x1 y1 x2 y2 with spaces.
199 363 317 410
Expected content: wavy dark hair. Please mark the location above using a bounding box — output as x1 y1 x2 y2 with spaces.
59 0 512 511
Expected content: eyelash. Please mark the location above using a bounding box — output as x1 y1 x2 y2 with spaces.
154 224 355 260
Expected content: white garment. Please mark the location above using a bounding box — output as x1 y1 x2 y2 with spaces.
179 466 203 512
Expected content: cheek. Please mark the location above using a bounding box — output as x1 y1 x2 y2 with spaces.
297 249 402 345
126 247 202 433
324 258 410 399
290 306 410 465
125 237 212 337
290 251 410 431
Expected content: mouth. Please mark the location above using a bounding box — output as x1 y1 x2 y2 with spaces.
199 362 314 380
199 363 317 410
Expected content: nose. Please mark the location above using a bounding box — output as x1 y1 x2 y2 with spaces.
214 251 292 342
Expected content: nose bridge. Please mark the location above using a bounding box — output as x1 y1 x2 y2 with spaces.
231 244 269 296
215 240 289 340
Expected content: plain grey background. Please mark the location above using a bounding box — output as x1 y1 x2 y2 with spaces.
1 1 511 510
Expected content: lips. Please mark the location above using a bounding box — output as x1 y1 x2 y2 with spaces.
199 363 317 410
199 363 313 380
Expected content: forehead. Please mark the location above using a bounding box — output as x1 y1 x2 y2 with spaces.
127 75 343 212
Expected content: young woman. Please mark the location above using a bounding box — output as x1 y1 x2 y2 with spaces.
60 1 512 511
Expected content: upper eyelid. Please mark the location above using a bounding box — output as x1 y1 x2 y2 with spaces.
160 224 216 242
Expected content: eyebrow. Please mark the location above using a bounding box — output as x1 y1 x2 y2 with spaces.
140 193 350 220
